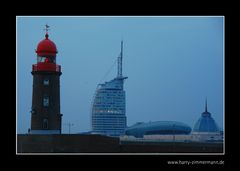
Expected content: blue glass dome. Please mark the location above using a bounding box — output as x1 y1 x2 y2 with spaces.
193 100 219 132
125 121 192 138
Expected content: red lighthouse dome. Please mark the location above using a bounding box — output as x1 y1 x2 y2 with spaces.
36 33 58 57
32 27 61 73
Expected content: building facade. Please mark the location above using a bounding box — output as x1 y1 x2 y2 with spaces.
191 99 223 142
91 41 127 137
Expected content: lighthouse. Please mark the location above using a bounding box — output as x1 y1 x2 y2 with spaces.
30 25 62 134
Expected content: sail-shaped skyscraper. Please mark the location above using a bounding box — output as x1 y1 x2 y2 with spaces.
91 41 128 137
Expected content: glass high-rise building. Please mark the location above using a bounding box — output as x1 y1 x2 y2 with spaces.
91 41 127 137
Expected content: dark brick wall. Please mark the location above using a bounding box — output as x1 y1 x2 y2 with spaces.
31 71 62 131
17 134 223 153
17 134 120 153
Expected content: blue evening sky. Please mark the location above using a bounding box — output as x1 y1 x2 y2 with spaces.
17 16 224 134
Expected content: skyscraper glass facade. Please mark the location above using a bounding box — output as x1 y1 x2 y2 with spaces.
91 41 127 137
91 77 127 136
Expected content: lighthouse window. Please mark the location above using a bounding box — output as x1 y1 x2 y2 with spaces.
37 56 46 63
43 119 48 129
43 96 49 107
43 78 49 85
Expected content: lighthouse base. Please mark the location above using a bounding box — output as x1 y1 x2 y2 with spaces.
30 130 61 134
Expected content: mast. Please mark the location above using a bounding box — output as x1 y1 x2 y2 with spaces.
205 97 208 112
117 40 123 78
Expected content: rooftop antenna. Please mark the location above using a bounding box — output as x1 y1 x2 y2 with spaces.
117 40 123 77
205 97 208 112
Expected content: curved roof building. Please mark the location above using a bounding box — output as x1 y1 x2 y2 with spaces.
91 41 127 137
192 99 219 132
125 121 192 138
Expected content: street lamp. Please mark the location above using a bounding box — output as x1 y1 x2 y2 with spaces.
64 122 74 134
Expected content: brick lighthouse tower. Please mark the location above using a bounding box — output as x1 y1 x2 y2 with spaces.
30 25 62 134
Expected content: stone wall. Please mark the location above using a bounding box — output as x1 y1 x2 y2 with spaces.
17 134 223 153
17 134 120 153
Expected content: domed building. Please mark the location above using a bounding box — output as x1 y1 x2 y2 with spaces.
193 100 219 132
124 121 192 138
191 99 223 142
